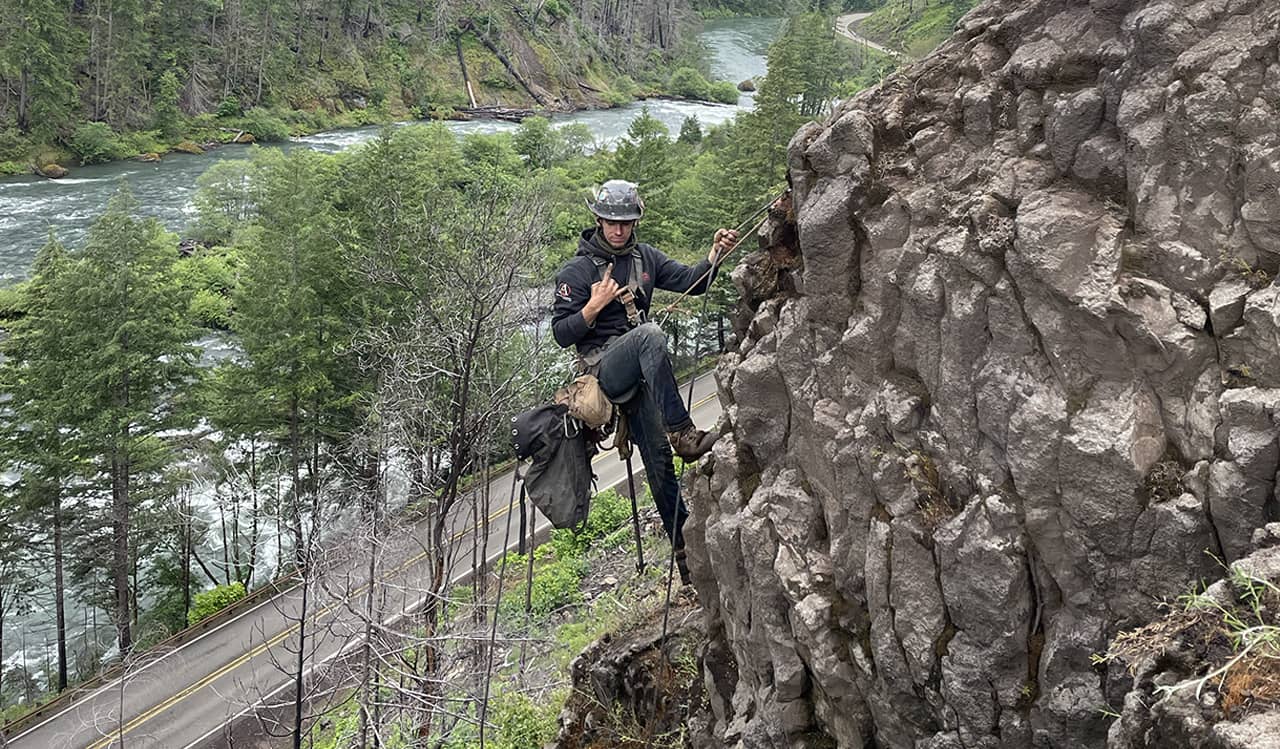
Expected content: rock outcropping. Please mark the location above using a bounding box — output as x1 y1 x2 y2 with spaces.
684 0 1280 746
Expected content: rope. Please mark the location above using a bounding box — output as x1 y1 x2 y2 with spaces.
656 188 788 325
478 468 522 748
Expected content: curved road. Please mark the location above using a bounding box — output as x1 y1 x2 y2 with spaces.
7 374 721 748
836 11 904 59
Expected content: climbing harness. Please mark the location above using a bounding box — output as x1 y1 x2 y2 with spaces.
589 250 648 328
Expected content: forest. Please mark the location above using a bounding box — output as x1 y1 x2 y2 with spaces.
0 0 716 174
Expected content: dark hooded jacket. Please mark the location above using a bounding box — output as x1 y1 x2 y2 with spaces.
551 228 716 355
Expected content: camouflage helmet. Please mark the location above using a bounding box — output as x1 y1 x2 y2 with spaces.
587 179 644 221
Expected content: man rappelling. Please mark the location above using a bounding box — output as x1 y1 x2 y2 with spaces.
551 179 737 584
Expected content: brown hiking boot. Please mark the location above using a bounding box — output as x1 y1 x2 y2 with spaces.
668 425 717 461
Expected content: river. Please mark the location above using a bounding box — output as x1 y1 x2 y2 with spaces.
0 17 781 285
0 15 782 687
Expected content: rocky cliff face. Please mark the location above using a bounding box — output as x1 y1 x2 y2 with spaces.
683 0 1280 746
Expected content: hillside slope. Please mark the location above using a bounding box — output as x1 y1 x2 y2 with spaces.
0 0 699 169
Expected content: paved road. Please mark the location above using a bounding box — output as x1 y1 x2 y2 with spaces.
7 374 721 748
836 11 904 59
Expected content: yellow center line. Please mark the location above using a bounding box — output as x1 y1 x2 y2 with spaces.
91 389 718 747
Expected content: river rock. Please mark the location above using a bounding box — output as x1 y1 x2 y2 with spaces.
683 0 1280 746
137 152 161 163
233 132 256 144
738 79 756 92
173 141 205 155
36 163 68 179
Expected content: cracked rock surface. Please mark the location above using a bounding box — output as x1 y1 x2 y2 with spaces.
682 0 1280 746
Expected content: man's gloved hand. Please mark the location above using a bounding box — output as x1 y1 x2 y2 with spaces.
710 228 740 264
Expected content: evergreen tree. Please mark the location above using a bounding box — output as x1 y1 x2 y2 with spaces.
0 236 78 691
677 115 703 145
151 68 183 140
610 107 680 250
0 0 84 138
54 183 198 656
230 149 364 566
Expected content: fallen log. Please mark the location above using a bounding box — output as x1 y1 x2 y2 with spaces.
455 106 536 122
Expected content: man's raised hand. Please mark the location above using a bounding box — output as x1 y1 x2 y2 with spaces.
710 228 740 264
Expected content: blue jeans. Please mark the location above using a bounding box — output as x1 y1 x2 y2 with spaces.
595 323 689 548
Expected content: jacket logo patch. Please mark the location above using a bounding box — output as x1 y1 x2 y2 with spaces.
557 282 573 301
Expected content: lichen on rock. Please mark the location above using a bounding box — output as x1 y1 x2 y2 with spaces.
683 0 1280 747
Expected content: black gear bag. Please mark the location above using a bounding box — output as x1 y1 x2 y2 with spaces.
511 403 594 530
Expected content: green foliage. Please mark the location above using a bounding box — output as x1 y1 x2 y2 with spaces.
512 116 557 170
191 156 266 244
668 67 712 99
678 115 703 145
234 108 291 142
189 288 233 329
215 95 243 118
859 0 977 57
499 550 586 618
485 690 561 749
122 129 165 156
152 70 184 140
1 0 83 140
549 488 634 557
442 688 564 749
708 80 741 104
188 581 247 625
0 284 27 320
0 128 29 161
67 121 128 164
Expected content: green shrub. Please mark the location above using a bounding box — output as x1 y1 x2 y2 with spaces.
68 122 127 164
499 552 586 619
122 130 165 156
0 160 25 176
667 67 711 100
215 95 244 118
488 690 561 749
188 581 247 625
189 288 232 329
709 80 741 104
549 488 635 557
236 108 291 142
442 688 564 749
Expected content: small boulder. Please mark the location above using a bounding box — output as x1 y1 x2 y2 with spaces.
36 163 68 179
738 78 756 92
137 153 161 163
173 141 205 155
233 132 255 144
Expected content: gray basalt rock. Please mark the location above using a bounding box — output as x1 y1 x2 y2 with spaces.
681 0 1280 746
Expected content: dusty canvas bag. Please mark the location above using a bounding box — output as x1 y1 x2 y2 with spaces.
553 374 613 429
511 403 593 530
